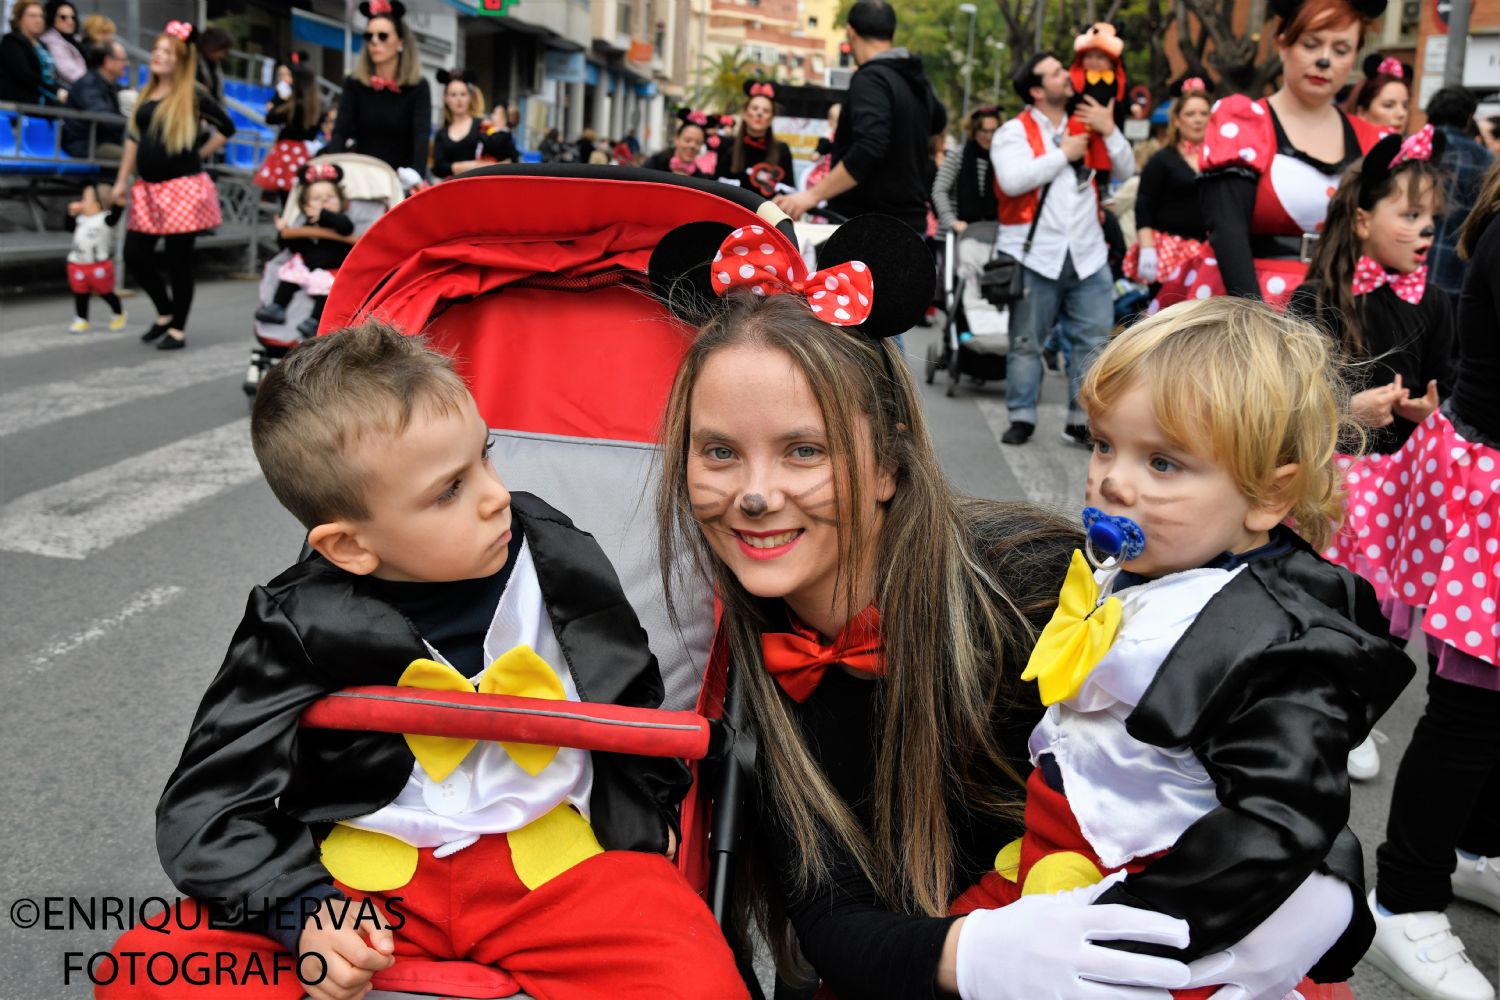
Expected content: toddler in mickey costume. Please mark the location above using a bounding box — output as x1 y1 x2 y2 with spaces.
952 297 1413 1000
65 183 126 333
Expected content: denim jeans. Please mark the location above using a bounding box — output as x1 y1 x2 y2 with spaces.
1006 254 1112 426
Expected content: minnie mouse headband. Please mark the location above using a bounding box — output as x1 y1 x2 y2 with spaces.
301 162 344 185
1359 124 1443 208
744 80 777 100
437 67 475 85
1361 52 1411 80
359 0 406 21
163 20 196 45
1269 0 1387 22
649 214 934 341
677 107 711 127
1180 77 1208 94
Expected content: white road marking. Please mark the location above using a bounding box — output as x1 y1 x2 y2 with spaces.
0 418 259 559
0 327 132 360
977 399 1090 516
27 585 185 670
0 342 244 437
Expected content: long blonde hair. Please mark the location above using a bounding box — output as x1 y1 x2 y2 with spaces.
134 34 201 156
656 294 1072 971
1081 298 1355 550
353 15 422 88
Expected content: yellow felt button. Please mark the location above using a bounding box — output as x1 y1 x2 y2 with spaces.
1021 550 1123 706
507 804 604 890
478 644 567 777
993 838 1023 883
1022 850 1105 896
398 658 478 781
320 824 419 892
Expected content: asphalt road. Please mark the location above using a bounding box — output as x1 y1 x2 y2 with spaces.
0 278 1493 998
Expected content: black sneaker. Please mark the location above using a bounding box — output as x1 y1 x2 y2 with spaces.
140 321 169 343
1061 424 1091 447
1001 422 1034 445
296 315 321 338
255 303 288 324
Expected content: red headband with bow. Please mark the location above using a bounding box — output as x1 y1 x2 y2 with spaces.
1377 56 1405 79
747 82 775 99
369 0 393 14
709 226 873 326
164 20 194 43
1181 77 1207 94
302 163 341 183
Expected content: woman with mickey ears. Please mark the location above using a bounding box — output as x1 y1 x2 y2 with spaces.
1152 0 1388 312
642 109 711 177
647 214 1366 1000
1350 54 1412 134
110 20 235 351
255 53 322 196
715 79 794 198
430 67 489 179
326 0 431 184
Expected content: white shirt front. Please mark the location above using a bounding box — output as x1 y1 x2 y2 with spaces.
989 106 1134 281
346 538 594 851
68 211 113 264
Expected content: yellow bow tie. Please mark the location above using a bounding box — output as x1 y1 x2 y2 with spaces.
398 644 565 780
1086 69 1115 86
1021 550 1122 706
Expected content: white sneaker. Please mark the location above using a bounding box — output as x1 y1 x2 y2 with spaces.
1348 730 1384 781
1365 891 1497 1000
1453 851 1500 914
68 318 89 333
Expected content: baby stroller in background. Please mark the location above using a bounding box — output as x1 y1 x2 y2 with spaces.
926 223 1008 397
241 153 404 396
291 164 795 999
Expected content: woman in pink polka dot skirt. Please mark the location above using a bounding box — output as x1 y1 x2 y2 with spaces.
255 58 321 195
1151 0 1388 315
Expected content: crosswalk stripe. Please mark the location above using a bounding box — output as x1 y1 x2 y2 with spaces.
0 328 132 360
27 585 185 670
0 418 260 559
0 342 245 437
977 399 1090 515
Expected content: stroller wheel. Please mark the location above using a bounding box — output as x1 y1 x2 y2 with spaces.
924 342 939 385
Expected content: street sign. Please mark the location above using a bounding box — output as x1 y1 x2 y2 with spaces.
478 0 518 16
1434 0 1451 31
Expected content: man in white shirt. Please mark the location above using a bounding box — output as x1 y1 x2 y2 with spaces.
990 53 1134 446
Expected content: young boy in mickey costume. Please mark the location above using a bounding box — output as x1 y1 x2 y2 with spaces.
99 320 747 1000
1068 23 1127 192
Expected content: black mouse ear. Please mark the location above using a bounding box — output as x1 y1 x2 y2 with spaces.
649 221 736 324
816 215 934 341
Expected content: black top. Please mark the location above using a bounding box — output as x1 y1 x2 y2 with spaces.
62 68 123 156
1289 279 1456 452
642 147 706 177
131 86 236 183
430 118 485 179
1453 219 1500 444
264 101 321 143
326 75 432 172
714 130 794 197
828 51 948 233
1136 145 1206 241
0 31 52 104
278 209 356 273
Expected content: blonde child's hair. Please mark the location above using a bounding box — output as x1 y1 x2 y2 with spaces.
250 318 472 529
1080 298 1356 551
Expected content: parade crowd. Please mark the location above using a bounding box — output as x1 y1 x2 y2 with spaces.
5 0 1500 998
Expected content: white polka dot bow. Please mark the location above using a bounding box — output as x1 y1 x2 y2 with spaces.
1388 124 1435 170
709 225 874 326
1352 255 1427 305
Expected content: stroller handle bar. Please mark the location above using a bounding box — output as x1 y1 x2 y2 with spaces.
301 688 719 762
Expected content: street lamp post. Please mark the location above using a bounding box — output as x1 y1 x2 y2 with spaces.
989 38 1005 103
959 3 978 117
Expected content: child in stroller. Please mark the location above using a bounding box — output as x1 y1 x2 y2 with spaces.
254 163 356 337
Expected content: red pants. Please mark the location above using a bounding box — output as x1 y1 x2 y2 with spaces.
949 771 1350 1000
97 836 746 1000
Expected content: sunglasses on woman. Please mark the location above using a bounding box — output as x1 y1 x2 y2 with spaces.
362 30 392 42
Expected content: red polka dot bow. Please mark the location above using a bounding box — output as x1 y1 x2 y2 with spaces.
710 225 874 326
1378 56 1406 78
1388 124 1435 169
1352 255 1427 304
164 20 194 43
371 75 401 93
369 0 393 13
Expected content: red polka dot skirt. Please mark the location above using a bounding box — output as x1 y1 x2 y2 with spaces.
1147 254 1307 315
127 173 222 235
254 139 313 192
1327 412 1500 667
1123 232 1203 286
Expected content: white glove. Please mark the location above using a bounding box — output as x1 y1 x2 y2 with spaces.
1135 246 1159 283
956 872 1192 1000
396 166 423 190
1183 871 1353 1000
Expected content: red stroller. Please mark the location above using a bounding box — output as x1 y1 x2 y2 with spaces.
297 164 792 998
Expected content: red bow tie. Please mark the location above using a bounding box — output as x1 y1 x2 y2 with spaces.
710 225 874 326
669 155 695 175
371 75 401 93
760 606 883 703
1351 255 1426 304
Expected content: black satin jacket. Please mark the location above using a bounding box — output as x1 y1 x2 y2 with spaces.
1095 529 1415 978
155 492 691 927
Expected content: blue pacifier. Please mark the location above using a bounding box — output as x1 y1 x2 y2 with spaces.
1081 506 1146 566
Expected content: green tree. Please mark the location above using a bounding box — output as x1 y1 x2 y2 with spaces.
691 47 761 115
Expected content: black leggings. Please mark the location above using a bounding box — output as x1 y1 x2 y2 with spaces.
74 292 123 321
124 231 198 331
1375 653 1500 913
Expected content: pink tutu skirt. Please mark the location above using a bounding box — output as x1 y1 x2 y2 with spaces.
1329 412 1500 669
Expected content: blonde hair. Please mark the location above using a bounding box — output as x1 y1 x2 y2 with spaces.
657 294 1076 974
1081 298 1354 551
250 318 472 529
82 13 114 45
1163 92 1211 151
133 34 200 155
441 80 486 126
353 15 422 89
